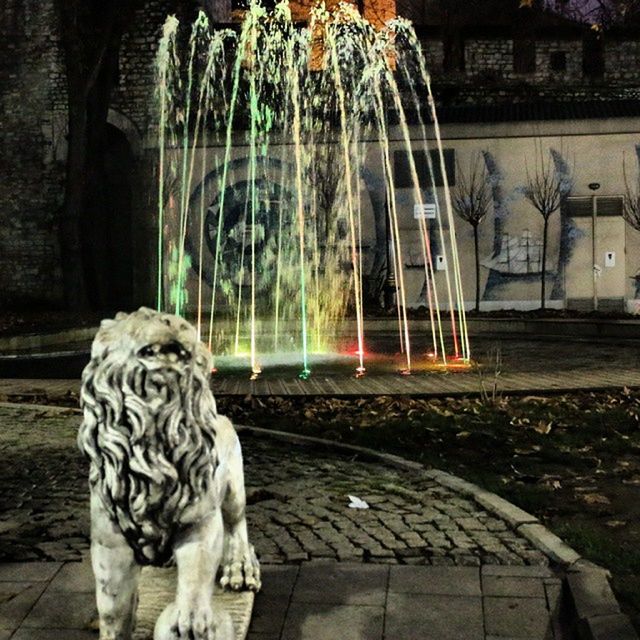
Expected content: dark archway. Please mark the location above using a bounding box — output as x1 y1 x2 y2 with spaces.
81 122 134 310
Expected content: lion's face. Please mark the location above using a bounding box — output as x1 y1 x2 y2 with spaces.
90 307 212 375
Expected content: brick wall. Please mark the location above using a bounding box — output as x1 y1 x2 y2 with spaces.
112 0 183 134
0 0 190 309
0 0 66 307
424 34 639 89
606 40 640 83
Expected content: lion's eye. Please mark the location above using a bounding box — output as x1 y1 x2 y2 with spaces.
160 341 191 360
138 345 155 358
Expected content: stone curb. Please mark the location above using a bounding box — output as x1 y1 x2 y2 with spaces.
426 470 540 528
0 403 636 639
0 327 97 352
462 317 640 341
565 562 639 640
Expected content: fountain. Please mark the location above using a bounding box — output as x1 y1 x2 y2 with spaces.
154 1 471 379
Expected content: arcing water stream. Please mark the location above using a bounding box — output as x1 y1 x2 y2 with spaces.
155 1 470 378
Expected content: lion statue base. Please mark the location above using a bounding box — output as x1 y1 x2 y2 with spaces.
78 308 260 640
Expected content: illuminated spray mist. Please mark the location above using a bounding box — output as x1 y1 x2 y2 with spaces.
154 2 471 377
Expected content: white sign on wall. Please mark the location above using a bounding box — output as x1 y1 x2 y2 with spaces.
414 203 437 219
605 251 616 268
436 255 446 271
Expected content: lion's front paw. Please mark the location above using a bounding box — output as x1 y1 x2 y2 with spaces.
219 541 261 592
155 601 233 640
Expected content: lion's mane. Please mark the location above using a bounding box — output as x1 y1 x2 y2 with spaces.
78 316 218 567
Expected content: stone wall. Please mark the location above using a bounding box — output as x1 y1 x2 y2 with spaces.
534 39 583 84
424 35 639 89
606 40 640 83
0 0 192 309
465 39 513 81
421 38 444 74
0 0 66 307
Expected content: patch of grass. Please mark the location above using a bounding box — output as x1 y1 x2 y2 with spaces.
553 522 640 576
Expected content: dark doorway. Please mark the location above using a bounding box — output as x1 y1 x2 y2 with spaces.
82 123 134 311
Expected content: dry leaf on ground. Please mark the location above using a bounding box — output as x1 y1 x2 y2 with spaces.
581 493 611 506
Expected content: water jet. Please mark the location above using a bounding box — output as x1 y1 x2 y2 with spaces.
155 1 471 378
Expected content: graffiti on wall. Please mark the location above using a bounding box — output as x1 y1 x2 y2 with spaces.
550 149 577 299
481 148 576 302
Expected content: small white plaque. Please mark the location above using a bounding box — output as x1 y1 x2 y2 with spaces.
605 251 616 268
414 203 437 219
436 255 446 271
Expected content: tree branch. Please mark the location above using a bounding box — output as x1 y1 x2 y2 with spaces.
453 152 491 227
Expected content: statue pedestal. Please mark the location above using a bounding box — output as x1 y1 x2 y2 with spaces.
132 567 255 640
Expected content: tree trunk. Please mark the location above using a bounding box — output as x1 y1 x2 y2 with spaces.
473 224 480 311
541 216 549 309
59 94 90 309
55 1 124 310
83 35 122 310
54 0 127 310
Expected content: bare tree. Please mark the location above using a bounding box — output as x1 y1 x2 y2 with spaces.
452 153 492 311
623 151 640 231
545 0 640 27
522 147 568 309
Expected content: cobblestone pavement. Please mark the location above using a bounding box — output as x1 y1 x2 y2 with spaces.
244 440 547 566
0 404 547 567
0 405 89 562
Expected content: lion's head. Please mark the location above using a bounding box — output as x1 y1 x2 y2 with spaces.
78 307 219 566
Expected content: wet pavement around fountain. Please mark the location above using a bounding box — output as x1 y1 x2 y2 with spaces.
3 333 640 398
210 332 640 382
0 403 572 639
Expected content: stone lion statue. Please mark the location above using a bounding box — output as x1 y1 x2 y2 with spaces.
78 307 260 640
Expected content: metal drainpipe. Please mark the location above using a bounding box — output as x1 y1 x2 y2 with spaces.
588 183 601 311
593 195 598 311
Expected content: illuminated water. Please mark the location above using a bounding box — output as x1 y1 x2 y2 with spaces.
155 2 470 377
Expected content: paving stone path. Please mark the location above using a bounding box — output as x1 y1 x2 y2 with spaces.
0 405 89 562
0 402 586 639
0 404 548 568
0 560 566 640
3 363 640 399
